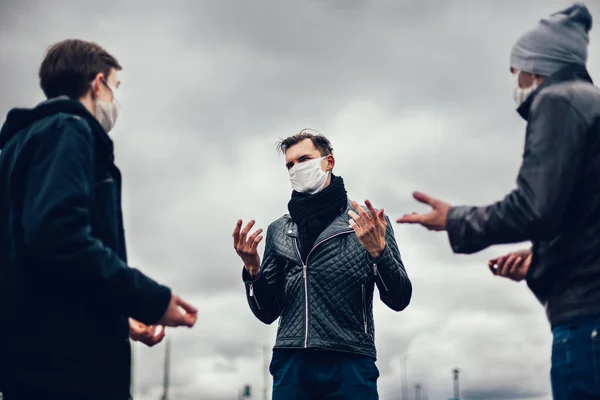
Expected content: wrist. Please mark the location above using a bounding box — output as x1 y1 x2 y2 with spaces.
246 266 260 278
369 245 386 260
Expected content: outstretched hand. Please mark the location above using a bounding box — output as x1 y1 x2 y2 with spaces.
396 191 450 231
157 295 197 328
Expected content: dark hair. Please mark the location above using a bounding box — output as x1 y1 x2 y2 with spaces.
39 39 122 99
276 129 334 156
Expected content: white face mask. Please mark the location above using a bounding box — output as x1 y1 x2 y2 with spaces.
289 156 330 194
93 79 121 133
512 71 538 107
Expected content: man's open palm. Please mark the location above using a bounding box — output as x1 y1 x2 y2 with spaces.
396 191 451 231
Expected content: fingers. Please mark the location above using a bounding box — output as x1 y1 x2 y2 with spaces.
365 200 377 220
355 203 371 222
182 311 198 327
349 218 361 233
488 262 498 275
396 212 426 224
239 220 256 247
247 228 263 250
499 255 520 276
348 210 363 229
508 256 523 275
250 234 264 252
497 254 513 275
232 219 242 247
176 297 198 315
173 297 198 328
376 208 386 225
153 325 166 343
412 191 440 208
128 318 146 335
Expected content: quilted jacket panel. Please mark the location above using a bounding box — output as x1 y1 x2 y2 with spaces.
242 203 412 359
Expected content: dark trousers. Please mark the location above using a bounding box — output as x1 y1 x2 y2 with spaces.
270 349 379 400
551 314 600 400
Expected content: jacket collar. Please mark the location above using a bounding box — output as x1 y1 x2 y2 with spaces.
517 65 593 121
285 199 354 242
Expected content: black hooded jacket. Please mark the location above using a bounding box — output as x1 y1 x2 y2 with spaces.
0 97 171 399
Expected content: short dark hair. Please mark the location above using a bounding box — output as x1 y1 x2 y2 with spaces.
39 39 122 99
276 129 334 156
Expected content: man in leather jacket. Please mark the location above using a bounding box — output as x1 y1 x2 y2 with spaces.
398 3 599 399
233 130 412 400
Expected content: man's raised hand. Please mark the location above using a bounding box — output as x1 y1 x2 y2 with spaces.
348 200 387 259
233 219 263 278
396 191 450 231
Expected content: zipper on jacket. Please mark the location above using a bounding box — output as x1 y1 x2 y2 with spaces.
361 284 367 334
249 283 262 310
294 229 353 348
373 263 389 292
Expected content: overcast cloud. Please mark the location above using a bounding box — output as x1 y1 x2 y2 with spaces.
1 0 599 399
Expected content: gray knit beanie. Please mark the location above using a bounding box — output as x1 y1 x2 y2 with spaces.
510 2 593 76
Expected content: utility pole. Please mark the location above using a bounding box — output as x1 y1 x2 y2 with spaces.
452 368 460 400
401 354 408 400
161 339 171 400
414 383 422 400
130 340 135 399
263 345 269 400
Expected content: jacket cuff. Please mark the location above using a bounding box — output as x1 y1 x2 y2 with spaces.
446 206 469 254
242 266 263 284
367 243 390 264
130 281 172 325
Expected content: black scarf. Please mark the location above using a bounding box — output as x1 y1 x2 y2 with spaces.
287 175 348 263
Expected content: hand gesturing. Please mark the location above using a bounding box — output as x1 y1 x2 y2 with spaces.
488 248 532 282
129 318 165 347
348 200 387 259
396 192 450 231
233 219 263 277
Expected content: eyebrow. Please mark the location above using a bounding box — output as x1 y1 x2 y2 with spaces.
286 154 312 168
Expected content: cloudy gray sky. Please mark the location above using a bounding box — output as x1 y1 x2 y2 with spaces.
1 0 599 399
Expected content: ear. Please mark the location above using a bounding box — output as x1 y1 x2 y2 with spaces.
90 72 104 98
325 154 335 171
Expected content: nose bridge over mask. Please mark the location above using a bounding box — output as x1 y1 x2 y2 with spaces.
288 156 329 194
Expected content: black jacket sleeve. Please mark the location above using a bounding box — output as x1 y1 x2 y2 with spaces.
21 115 171 325
446 93 589 254
368 215 412 311
242 223 285 324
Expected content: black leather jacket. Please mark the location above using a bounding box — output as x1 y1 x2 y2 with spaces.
242 202 412 359
446 66 600 327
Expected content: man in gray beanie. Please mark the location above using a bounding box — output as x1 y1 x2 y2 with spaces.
397 2 600 399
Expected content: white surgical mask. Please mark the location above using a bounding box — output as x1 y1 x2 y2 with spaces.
289 156 329 194
93 79 121 133
512 71 538 107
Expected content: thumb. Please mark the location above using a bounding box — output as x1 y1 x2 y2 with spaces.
175 297 198 328
176 297 198 315
413 191 439 208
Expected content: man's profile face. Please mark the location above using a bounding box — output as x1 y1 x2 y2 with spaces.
285 138 333 172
